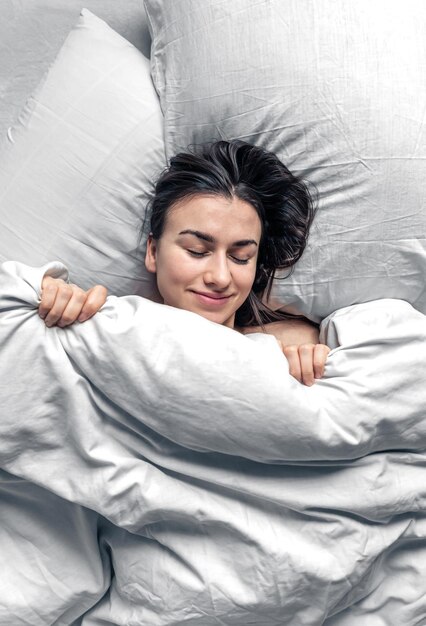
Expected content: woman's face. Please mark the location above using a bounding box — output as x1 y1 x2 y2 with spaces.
145 194 262 328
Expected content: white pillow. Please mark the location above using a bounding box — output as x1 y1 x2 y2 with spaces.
0 9 164 299
145 0 426 322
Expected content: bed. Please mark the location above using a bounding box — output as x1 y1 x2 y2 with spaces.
0 1 426 625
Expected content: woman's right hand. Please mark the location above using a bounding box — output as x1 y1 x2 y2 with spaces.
39 276 108 328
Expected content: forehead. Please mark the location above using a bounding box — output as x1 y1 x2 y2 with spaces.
164 194 262 239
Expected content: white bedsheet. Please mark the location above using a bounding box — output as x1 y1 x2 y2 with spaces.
0 261 425 625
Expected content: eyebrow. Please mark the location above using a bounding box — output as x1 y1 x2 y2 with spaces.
178 229 258 247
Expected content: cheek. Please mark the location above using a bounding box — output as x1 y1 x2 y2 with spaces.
237 263 258 295
156 249 196 288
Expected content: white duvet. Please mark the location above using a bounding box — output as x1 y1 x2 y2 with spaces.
0 261 425 625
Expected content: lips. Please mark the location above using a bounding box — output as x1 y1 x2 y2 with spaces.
194 291 231 300
191 290 232 306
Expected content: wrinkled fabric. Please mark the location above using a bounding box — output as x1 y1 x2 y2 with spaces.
0 261 426 625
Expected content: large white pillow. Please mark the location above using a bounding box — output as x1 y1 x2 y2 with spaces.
0 9 163 299
0 0 151 139
145 0 426 322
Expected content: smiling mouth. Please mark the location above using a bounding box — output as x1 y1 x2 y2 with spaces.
191 291 232 305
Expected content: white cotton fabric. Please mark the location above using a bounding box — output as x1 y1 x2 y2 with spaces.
0 262 426 625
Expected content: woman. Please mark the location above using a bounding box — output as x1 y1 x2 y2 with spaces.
38 140 330 385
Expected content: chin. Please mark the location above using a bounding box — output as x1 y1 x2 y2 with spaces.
198 311 223 324
195 309 230 326
210 313 234 327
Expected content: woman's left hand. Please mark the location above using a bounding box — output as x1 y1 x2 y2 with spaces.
39 276 108 327
242 318 330 386
280 342 330 386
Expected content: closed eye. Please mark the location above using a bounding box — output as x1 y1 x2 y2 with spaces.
188 250 207 257
231 256 249 265
187 250 250 264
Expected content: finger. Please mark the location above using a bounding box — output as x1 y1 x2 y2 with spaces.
282 345 302 383
43 284 75 327
313 344 331 379
40 282 73 326
298 343 316 387
39 284 59 320
39 277 67 319
77 285 108 322
56 286 88 327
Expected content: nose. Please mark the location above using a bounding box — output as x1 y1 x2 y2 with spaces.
203 252 232 290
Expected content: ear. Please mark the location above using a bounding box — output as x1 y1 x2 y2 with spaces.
145 234 158 274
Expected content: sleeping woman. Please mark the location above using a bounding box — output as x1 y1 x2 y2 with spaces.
38 139 330 385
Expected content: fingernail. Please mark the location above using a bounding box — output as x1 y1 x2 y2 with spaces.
78 315 88 323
